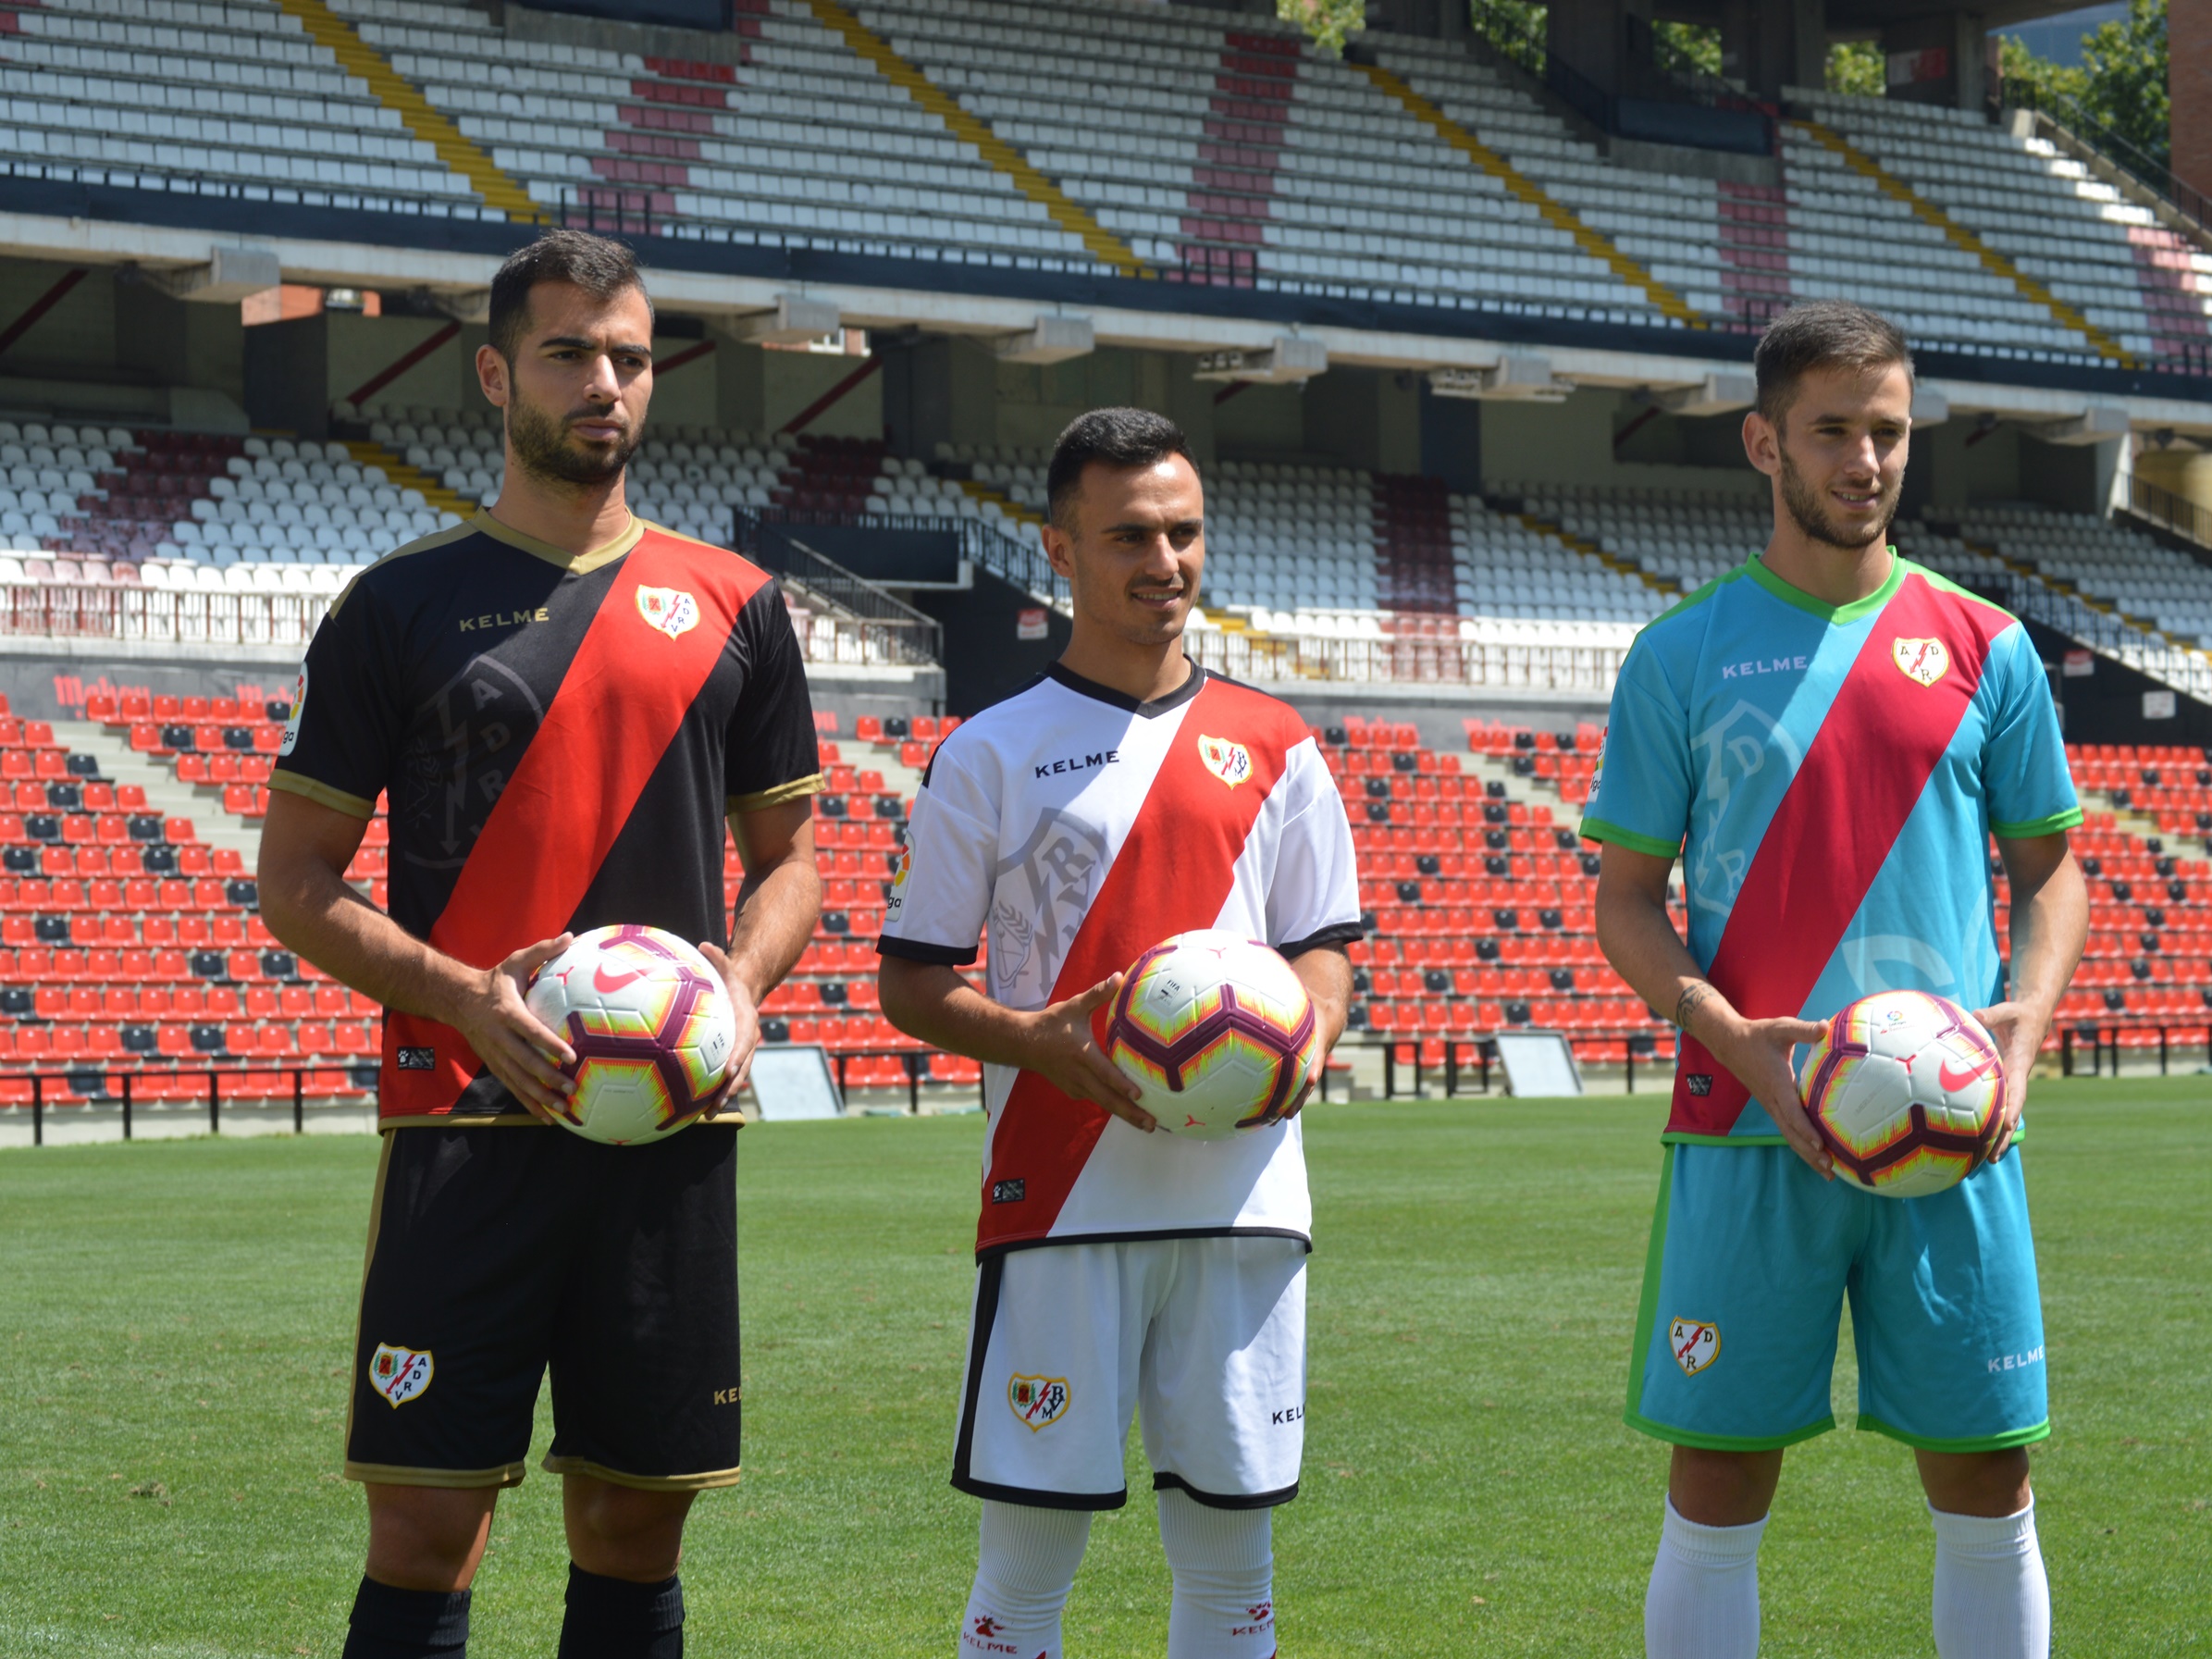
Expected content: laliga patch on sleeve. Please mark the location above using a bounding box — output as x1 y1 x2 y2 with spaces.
991 1179 1025 1204
278 661 307 758
1684 1073 1713 1096
396 1046 437 1071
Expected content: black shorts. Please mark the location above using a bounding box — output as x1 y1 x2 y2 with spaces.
343 1122 742 1492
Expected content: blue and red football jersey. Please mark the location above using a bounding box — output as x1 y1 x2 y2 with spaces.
1580 553 2080 1142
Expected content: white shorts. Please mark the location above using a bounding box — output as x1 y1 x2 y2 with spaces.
950 1234 1307 1510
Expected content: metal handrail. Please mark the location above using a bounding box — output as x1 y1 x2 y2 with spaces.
1 1062 373 1144
2004 81 2209 241
1963 569 2212 700
742 508 1069 609
1184 625 1629 691
2128 475 2212 552
732 514 942 646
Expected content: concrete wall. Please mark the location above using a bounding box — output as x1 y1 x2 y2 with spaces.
1477 387 1767 499
717 340 883 440
0 262 245 428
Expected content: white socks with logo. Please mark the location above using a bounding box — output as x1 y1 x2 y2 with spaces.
1157 1488 1277 1659
1645 1496 1765 1659
1931 1501 2049 1659
960 1501 1092 1659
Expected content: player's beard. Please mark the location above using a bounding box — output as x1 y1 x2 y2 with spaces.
505 392 639 489
1777 444 1898 552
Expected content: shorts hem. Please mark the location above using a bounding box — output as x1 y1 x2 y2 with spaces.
1153 1472 1299 1509
1624 1411 1835 1452
950 1473 1129 1511
978 1226 1313 1260
1855 1415 2052 1454
540 1455 743 1492
344 1459 529 1490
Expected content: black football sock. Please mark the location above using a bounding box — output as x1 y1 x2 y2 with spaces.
340 1577 470 1658
557 1564 685 1659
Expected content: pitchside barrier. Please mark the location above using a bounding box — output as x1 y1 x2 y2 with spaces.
6 1025 2203 1146
1362 1023 2212 1098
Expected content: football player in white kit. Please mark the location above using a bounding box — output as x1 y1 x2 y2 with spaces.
878 408 1360 1659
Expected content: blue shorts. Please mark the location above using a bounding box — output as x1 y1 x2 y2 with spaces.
1625 1141 2049 1453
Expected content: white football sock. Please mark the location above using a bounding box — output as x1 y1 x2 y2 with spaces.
1156 1487 1277 1659
1645 1495 1765 1659
959 1501 1092 1659
1930 1501 2049 1659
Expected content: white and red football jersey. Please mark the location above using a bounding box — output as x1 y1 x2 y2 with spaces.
878 662 1361 1255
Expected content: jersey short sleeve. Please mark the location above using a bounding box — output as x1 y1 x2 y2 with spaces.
1580 636 1691 859
878 736 998 967
1981 624 2082 839
723 583 825 813
269 579 402 821
1264 742 1363 955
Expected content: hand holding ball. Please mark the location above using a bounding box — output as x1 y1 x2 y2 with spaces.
1803 990 2007 1198
1102 930 1319 1139
524 925 736 1145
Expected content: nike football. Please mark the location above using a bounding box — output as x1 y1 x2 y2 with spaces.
523 924 735 1145
1102 930 1319 1140
1802 989 2007 1198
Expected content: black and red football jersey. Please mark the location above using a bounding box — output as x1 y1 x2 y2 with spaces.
270 512 822 1126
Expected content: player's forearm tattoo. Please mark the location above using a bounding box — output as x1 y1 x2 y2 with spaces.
1674 980 1716 1034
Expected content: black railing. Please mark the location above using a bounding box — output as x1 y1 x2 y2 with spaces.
0 157 530 220
1352 1031 1671 1098
2 1064 373 1145
2004 82 2209 242
1963 568 2211 695
731 514 945 665
740 508 1069 609
826 1046 983 1114
2128 476 2212 552
2059 1023 2212 1078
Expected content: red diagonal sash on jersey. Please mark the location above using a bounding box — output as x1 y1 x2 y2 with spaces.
382 533 770 1117
978 676 1298 1252
1670 573 2013 1135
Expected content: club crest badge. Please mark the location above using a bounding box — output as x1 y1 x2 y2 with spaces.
1892 636 1950 687
1008 1374 1070 1430
636 586 699 640
369 1343 434 1407
1668 1319 1720 1378
1196 735 1252 788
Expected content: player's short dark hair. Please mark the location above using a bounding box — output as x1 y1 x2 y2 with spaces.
1754 300 1913 427
1046 407 1196 532
487 229 651 363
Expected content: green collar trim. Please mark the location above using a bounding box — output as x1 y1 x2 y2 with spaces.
1746 546 1904 624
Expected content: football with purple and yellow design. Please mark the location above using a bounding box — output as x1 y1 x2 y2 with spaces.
525 924 735 1145
1103 930 1318 1141
1803 989 2006 1198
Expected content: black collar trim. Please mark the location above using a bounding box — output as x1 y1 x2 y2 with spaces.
1045 660 1205 719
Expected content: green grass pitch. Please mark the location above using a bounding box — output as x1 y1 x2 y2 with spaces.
2 1082 2205 1656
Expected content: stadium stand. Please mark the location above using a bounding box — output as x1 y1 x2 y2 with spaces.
0 0 496 218
5 0 2205 369
1786 90 2193 366
0 0 2208 1120
741 714 2212 1080
8 695 2203 1111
